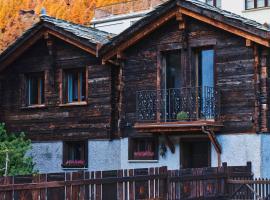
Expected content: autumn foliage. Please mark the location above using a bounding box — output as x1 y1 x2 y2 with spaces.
0 0 123 52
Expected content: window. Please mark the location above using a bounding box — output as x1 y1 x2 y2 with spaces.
194 48 215 119
62 141 88 168
129 138 158 160
245 0 269 9
63 68 86 104
206 0 221 8
26 73 44 106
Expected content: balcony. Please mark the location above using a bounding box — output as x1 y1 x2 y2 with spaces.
135 86 222 133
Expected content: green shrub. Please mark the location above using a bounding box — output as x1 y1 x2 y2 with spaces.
176 111 189 121
0 123 35 176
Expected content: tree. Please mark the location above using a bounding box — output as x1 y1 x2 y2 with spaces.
0 123 35 176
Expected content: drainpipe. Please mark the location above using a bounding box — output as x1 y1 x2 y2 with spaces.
202 126 222 167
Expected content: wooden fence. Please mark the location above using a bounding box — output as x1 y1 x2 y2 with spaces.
228 178 270 199
0 162 253 200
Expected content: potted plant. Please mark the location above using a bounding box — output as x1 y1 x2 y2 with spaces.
62 160 86 168
176 111 189 121
133 151 155 160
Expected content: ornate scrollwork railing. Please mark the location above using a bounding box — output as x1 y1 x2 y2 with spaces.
136 86 220 122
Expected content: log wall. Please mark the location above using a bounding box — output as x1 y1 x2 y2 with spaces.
121 17 261 135
0 37 113 140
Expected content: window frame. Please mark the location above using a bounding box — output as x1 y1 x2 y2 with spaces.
62 67 87 105
25 72 45 106
128 137 159 161
62 141 88 169
206 0 221 8
245 0 269 9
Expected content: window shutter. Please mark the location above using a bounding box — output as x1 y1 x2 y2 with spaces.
19 74 26 107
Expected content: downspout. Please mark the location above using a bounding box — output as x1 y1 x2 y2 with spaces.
202 126 222 167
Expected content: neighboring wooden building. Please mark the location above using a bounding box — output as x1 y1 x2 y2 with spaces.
1 0 270 177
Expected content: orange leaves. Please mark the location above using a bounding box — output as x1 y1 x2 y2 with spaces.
0 0 124 52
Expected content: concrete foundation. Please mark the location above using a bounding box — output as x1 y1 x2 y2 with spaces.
29 134 270 177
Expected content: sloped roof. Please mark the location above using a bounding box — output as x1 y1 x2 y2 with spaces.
40 15 115 44
100 0 270 57
0 15 115 71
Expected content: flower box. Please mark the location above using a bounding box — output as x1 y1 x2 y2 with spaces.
62 160 86 168
133 151 155 160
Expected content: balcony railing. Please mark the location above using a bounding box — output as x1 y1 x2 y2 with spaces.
136 86 220 123
93 0 168 20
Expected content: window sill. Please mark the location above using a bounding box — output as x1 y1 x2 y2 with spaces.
128 160 159 163
243 6 270 12
59 102 87 107
21 104 46 109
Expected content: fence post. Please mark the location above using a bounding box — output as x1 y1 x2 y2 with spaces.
159 166 168 199
222 162 229 198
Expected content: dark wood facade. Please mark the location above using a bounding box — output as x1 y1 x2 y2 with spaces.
0 36 113 141
102 7 270 139
0 0 270 144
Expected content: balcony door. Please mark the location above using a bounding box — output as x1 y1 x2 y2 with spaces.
161 50 182 121
196 49 215 119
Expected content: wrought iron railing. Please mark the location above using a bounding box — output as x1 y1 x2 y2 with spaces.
136 86 220 122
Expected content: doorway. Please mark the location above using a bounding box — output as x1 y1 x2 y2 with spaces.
180 139 211 169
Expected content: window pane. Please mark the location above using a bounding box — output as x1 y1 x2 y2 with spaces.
216 0 221 8
132 138 156 160
200 49 214 119
206 0 214 6
257 0 265 7
27 74 44 105
65 69 86 103
246 0 254 9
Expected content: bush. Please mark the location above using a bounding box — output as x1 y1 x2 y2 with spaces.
0 123 35 176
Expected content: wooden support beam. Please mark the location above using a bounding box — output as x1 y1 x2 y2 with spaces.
202 126 222 167
176 11 183 21
117 51 125 59
179 21 185 30
179 8 270 47
246 39 252 47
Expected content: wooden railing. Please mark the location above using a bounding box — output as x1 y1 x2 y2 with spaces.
0 162 253 200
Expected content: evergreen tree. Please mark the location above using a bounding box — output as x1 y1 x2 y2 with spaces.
0 123 35 176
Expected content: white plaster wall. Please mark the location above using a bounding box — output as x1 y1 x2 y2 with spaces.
261 134 270 178
197 0 270 24
30 141 63 173
88 140 121 171
120 137 180 170
211 134 261 177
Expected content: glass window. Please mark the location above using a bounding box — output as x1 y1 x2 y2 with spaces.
63 68 86 103
196 49 215 119
63 141 87 168
129 138 158 160
246 0 255 9
206 0 221 8
257 0 265 7
206 0 214 6
26 73 44 106
216 0 221 8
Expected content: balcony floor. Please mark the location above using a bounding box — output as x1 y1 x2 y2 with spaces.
134 120 223 133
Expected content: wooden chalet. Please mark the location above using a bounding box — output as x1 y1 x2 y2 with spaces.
0 0 270 175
